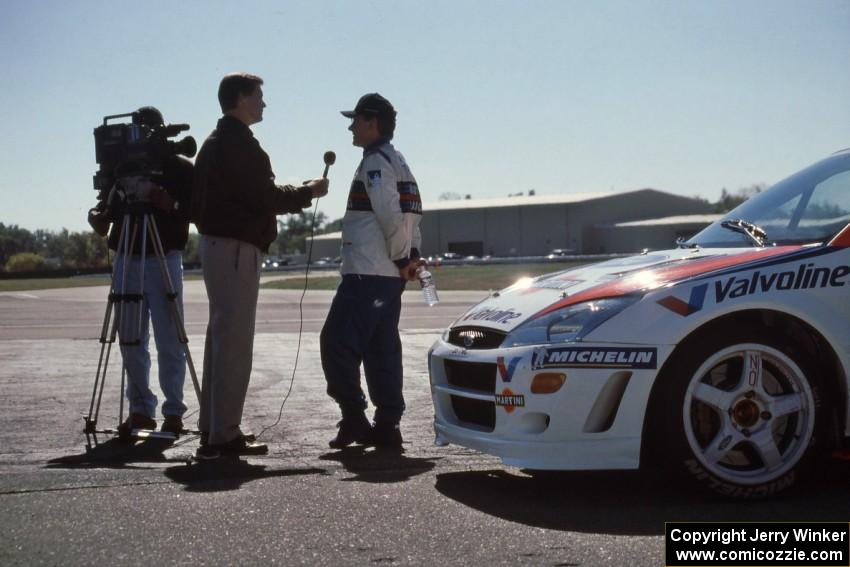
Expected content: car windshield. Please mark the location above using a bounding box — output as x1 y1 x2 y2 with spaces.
687 150 850 247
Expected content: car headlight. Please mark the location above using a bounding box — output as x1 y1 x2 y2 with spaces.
501 296 641 347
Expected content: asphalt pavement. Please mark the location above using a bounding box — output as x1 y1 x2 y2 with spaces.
2 281 850 566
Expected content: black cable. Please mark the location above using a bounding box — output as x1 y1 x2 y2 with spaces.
256 197 320 440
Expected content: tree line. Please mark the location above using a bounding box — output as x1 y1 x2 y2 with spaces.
0 225 109 272
1 211 335 273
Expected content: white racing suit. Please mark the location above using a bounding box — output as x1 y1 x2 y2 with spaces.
340 140 422 275
321 138 423 426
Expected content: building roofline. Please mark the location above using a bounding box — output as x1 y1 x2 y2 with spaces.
422 188 688 211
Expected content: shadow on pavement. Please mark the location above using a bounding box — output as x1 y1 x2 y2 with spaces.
320 446 439 483
46 437 186 469
164 460 327 493
435 462 850 536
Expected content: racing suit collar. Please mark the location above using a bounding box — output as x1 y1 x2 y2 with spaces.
362 137 391 156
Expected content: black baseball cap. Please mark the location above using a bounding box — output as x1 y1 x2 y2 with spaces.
341 93 396 118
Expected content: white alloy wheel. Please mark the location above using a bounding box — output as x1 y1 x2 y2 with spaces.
682 343 815 486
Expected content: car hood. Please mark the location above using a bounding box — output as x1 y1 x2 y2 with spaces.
452 245 805 332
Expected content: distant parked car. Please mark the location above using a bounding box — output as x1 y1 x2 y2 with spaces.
546 248 575 259
262 256 288 269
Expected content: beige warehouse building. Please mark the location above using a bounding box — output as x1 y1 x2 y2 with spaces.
585 213 722 253
308 189 714 258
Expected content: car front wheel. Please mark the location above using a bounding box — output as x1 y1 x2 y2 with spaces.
662 334 821 498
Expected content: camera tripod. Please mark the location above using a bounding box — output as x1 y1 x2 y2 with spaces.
83 203 201 450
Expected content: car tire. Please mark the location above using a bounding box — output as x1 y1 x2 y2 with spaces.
659 328 823 498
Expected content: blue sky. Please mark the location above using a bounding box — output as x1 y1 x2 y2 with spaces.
1 0 848 232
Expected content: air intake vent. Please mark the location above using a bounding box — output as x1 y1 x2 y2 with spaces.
450 396 495 431
444 359 497 393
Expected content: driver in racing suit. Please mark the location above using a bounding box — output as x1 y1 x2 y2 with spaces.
321 92 423 450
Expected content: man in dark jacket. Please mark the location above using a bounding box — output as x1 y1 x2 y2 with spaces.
87 106 194 438
192 72 328 459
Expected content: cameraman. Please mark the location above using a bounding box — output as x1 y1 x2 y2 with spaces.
87 106 194 437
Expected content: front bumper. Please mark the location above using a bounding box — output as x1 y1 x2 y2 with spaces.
429 338 674 470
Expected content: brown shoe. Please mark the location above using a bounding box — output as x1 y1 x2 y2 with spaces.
161 415 184 436
200 431 254 447
197 436 269 459
117 413 156 437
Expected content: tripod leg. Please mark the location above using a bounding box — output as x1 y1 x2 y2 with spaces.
87 215 129 434
117 218 136 427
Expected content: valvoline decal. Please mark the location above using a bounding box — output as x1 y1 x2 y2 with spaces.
462 307 523 325
659 261 850 316
533 246 803 320
497 356 522 383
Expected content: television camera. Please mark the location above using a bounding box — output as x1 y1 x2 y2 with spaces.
91 108 196 218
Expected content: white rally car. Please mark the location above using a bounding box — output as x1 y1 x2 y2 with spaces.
429 149 850 498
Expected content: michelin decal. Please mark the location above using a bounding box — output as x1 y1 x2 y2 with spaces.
532 346 657 370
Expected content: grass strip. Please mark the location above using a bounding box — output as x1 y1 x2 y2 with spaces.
260 261 588 291
0 274 204 292
0 262 591 293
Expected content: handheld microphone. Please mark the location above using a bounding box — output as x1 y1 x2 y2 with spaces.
322 151 336 179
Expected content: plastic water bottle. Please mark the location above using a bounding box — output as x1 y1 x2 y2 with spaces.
418 266 439 306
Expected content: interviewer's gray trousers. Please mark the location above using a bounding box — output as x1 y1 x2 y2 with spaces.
198 235 262 445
